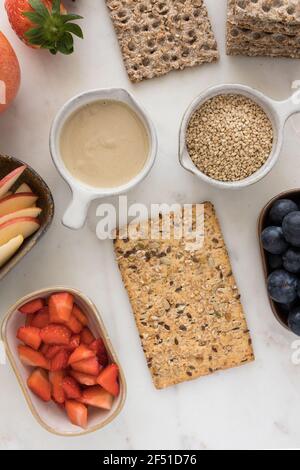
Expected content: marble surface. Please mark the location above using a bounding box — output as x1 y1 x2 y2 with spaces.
1 0 300 451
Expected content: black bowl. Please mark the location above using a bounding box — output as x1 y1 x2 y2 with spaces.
0 154 54 280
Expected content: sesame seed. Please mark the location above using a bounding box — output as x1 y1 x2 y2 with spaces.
186 94 274 182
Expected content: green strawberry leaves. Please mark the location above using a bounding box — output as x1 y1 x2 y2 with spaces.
23 0 83 55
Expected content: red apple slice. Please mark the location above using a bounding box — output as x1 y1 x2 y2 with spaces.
0 217 40 246
0 166 26 198
0 207 42 225
15 184 36 207
0 191 12 200
0 234 24 267
15 183 32 194
0 193 38 217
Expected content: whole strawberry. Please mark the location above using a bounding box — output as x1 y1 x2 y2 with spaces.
5 0 83 55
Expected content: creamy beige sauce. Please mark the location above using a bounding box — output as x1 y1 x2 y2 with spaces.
60 100 149 188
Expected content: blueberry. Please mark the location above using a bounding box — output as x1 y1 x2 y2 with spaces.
261 226 288 255
269 199 298 225
283 248 300 273
288 306 300 336
267 270 298 304
282 211 300 247
268 254 283 270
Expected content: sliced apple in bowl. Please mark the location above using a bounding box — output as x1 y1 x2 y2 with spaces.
0 193 38 217
0 235 24 268
0 155 54 280
0 165 26 199
0 217 40 246
0 207 42 226
0 191 12 200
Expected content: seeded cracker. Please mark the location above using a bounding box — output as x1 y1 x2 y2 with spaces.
227 21 300 49
227 42 300 58
105 0 219 83
227 0 300 58
114 203 254 389
232 0 300 34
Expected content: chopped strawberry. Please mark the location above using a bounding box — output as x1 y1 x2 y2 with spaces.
80 386 113 410
80 327 95 345
68 335 81 351
31 307 49 329
49 370 65 404
65 400 87 429
19 298 44 314
97 364 119 397
27 368 51 402
17 326 41 351
18 345 49 369
25 314 34 326
68 344 95 365
45 345 62 360
40 344 49 356
62 376 81 400
69 370 98 386
41 324 71 345
71 357 101 376
90 339 108 367
49 292 74 324
72 305 88 326
50 348 70 372
65 314 83 334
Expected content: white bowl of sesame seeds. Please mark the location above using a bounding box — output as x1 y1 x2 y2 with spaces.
179 83 300 189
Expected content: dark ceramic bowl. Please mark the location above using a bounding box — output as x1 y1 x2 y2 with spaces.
0 155 54 280
258 189 300 331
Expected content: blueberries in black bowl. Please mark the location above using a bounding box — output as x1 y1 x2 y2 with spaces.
268 254 283 270
267 270 298 304
269 199 298 225
288 306 300 336
261 197 300 336
283 248 300 274
282 212 300 248
261 226 288 255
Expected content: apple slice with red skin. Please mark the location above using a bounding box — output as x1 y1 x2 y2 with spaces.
0 193 38 217
15 184 36 206
0 234 23 267
0 191 12 200
0 165 26 198
0 217 40 246
0 207 42 225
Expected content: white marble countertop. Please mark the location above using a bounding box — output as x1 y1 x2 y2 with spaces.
1 0 300 451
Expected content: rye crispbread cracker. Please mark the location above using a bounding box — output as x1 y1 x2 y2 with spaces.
227 21 300 49
105 0 219 83
227 43 300 58
227 0 300 58
230 0 300 34
114 203 254 389
227 27 300 58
